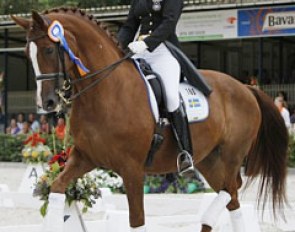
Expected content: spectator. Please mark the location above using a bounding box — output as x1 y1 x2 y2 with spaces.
249 75 258 87
16 113 25 131
40 114 50 134
6 118 20 135
19 121 31 135
28 113 40 132
277 91 288 108
274 96 291 129
55 117 66 140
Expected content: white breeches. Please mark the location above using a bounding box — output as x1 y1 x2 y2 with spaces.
133 43 181 112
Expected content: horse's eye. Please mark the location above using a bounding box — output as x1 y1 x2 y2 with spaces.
44 47 54 55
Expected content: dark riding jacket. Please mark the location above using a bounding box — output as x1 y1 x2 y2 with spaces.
117 0 184 52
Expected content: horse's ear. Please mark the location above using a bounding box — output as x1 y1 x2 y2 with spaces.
11 15 30 30
31 10 47 30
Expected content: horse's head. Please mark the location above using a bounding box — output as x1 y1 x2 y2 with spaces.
11 11 78 112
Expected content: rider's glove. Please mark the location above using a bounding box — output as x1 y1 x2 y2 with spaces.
128 41 148 54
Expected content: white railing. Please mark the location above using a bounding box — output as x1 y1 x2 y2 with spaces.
7 91 36 113
5 84 295 114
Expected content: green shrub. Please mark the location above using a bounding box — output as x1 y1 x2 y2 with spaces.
0 134 25 162
0 133 69 162
1 133 295 168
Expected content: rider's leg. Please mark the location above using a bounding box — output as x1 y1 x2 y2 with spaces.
168 104 196 176
143 43 195 176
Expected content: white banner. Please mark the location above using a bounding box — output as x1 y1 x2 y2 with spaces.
176 10 238 41
262 11 295 32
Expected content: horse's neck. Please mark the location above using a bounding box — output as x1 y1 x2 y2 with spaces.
70 34 146 119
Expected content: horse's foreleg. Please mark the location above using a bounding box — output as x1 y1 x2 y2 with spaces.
50 148 94 193
121 165 145 232
42 148 94 232
200 190 231 232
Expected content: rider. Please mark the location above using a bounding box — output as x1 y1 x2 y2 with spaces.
117 0 195 176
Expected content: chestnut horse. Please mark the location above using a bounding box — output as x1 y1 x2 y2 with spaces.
12 8 288 232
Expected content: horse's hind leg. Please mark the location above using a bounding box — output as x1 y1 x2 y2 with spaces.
200 171 245 232
198 147 246 232
42 147 95 232
227 173 246 232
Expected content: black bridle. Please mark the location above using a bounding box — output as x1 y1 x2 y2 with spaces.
28 33 133 106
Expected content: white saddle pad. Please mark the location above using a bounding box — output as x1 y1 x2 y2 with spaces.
134 60 209 123
179 82 209 123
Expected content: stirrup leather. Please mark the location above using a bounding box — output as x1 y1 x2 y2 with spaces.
177 150 194 176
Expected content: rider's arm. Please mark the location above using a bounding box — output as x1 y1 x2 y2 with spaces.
117 0 140 49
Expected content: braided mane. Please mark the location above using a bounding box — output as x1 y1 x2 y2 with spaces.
43 7 121 49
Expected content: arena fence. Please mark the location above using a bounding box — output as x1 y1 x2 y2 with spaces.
6 84 295 114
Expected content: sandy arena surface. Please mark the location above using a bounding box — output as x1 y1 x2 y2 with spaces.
0 162 294 231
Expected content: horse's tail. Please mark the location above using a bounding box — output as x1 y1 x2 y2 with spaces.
246 86 288 216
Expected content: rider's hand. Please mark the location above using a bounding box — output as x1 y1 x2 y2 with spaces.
128 41 148 54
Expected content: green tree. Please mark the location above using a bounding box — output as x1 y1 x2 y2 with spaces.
0 0 130 15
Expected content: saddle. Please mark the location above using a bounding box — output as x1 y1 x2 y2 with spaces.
136 58 167 115
135 49 212 167
136 44 212 118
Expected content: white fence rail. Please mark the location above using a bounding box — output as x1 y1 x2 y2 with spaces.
5 84 295 114
7 91 36 114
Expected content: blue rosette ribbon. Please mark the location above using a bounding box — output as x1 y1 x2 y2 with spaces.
48 20 89 76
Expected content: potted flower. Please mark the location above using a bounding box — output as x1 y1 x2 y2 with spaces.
21 133 52 164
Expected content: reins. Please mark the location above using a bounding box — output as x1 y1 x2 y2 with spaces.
68 52 133 101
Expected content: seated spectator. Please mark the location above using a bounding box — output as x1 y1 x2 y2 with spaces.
274 96 291 129
16 113 25 131
276 91 288 108
19 121 31 135
40 114 50 134
55 117 66 140
28 113 40 132
6 118 20 135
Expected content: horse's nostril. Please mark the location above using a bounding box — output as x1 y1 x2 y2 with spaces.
46 99 55 110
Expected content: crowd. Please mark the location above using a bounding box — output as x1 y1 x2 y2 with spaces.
5 112 66 140
274 91 295 133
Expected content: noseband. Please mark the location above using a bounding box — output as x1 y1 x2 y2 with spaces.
28 30 132 108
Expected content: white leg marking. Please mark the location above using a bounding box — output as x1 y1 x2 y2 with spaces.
42 193 65 232
130 225 146 232
201 190 231 229
29 42 43 108
230 208 245 232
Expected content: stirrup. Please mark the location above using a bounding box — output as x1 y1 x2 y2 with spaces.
177 150 194 176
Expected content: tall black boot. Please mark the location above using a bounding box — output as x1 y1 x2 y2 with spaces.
169 106 196 177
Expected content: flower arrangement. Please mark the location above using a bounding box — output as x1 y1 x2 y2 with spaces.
33 146 124 216
34 148 98 216
21 133 52 164
90 169 124 193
